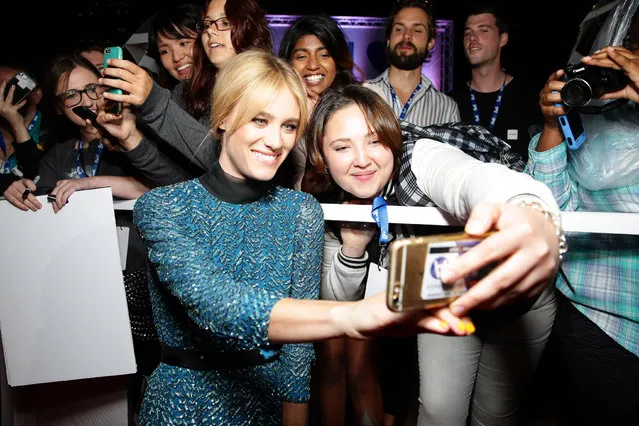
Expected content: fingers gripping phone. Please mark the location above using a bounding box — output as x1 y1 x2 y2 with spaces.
3 71 37 105
387 232 494 312
103 46 123 115
72 106 98 126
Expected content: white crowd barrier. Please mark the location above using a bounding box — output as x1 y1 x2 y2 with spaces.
113 200 639 235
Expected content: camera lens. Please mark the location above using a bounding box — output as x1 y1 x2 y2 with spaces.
561 78 592 107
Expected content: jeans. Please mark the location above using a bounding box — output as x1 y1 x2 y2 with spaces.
416 285 557 426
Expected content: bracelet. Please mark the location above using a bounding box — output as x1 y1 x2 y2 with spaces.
508 196 568 261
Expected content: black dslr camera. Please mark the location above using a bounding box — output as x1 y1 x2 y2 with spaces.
560 64 629 107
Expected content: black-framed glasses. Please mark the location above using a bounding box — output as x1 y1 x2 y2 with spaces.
57 83 100 108
195 16 232 33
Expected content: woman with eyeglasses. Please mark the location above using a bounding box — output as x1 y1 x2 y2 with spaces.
3 53 149 211
1 53 159 417
96 0 273 186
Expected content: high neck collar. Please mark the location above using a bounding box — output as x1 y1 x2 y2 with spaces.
199 161 271 204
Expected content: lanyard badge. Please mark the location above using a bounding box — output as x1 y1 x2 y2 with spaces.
469 74 505 131
76 138 104 178
371 196 389 245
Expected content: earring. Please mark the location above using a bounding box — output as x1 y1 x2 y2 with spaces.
324 166 329 175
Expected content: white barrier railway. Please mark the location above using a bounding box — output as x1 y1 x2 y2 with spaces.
112 200 639 235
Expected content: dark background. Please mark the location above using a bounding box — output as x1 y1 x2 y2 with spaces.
3 0 595 95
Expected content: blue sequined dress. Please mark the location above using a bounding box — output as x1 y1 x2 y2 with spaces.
133 164 324 425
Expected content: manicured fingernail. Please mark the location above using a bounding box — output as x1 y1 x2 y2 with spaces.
451 305 465 316
457 321 466 332
465 321 476 334
582 56 591 61
465 219 483 234
439 321 449 330
440 268 454 283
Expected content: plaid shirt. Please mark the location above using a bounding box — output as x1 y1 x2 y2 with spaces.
396 121 525 206
526 134 639 357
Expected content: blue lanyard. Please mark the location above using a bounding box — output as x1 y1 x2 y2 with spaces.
469 74 506 131
0 133 10 174
0 112 41 173
75 138 104 178
27 111 41 143
390 82 422 121
371 196 389 245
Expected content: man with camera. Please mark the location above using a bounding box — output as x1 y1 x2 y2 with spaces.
527 41 639 425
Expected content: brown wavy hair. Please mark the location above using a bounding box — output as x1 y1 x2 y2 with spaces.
302 84 402 202
186 0 272 118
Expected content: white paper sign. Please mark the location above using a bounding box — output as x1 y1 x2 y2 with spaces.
0 188 136 386
364 262 388 299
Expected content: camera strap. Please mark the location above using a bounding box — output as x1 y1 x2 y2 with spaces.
75 138 104 178
469 71 506 131
371 196 389 245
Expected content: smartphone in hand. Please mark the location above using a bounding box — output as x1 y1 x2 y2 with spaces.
72 106 98 126
103 46 123 115
387 232 494 312
3 71 37 105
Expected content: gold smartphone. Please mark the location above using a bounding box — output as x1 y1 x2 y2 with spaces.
387 232 493 312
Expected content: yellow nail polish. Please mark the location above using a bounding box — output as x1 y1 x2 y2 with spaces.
466 321 476 335
457 321 466 333
439 321 449 330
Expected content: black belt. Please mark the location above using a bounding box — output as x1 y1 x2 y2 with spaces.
160 346 280 371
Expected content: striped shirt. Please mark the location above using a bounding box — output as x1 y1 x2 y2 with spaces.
526 134 639 357
364 68 460 126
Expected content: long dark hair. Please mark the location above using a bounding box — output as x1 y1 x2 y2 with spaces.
302 84 402 201
186 0 272 118
148 3 202 62
278 14 362 88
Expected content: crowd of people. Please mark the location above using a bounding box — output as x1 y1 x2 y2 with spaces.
1 0 637 425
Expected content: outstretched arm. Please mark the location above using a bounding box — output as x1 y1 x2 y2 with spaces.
410 140 561 316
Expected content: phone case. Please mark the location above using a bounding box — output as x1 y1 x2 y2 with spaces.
72 106 98 125
103 47 123 115
387 232 492 312
557 110 587 150
3 72 37 105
